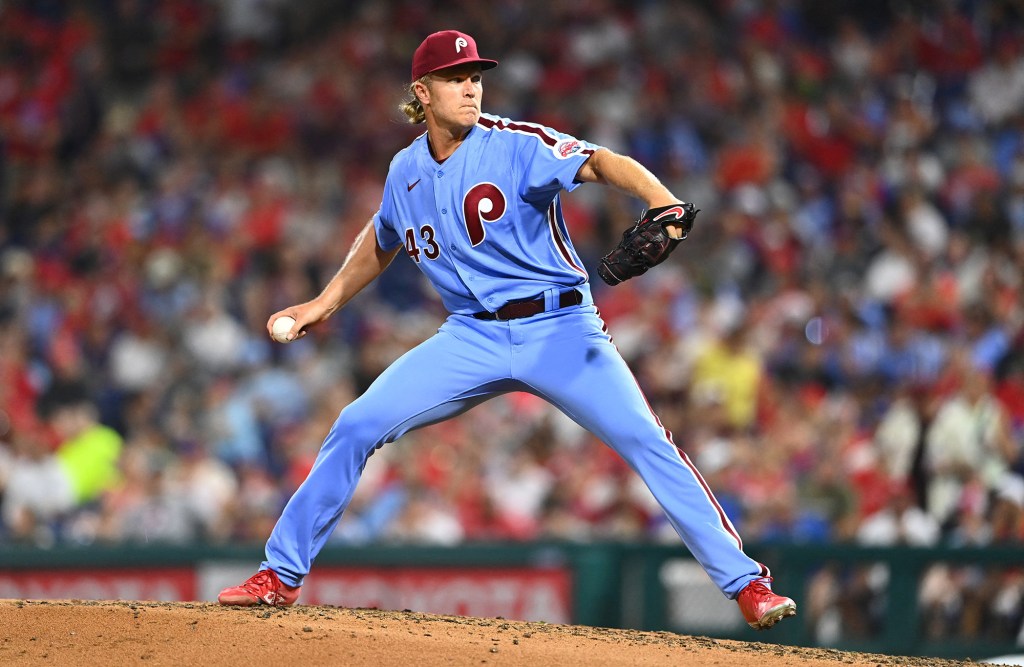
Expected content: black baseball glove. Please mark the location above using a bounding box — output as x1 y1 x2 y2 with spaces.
597 202 700 286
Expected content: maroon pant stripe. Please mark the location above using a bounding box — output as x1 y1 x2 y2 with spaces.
598 305 743 550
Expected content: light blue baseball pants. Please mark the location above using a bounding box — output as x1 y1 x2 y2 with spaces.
263 304 768 598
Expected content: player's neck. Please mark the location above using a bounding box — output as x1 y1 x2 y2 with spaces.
426 124 472 163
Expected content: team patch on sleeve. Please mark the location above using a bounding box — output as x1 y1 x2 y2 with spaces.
553 138 583 159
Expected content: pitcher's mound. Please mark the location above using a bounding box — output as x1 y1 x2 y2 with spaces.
0 599 983 666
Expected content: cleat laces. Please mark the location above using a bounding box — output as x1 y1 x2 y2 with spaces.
240 570 280 603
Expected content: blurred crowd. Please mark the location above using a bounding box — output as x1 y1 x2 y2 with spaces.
0 0 1023 642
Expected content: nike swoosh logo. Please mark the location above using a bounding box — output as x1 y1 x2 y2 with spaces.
653 206 685 222
407 179 421 192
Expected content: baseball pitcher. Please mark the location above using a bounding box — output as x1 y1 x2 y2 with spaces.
218 29 795 631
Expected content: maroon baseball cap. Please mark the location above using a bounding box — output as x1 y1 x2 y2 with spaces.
411 30 498 82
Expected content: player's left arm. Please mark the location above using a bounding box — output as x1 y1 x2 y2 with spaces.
575 148 686 239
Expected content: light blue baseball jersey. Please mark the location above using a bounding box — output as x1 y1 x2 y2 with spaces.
261 113 771 602
373 113 596 314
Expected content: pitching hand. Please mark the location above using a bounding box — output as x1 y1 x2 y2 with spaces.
265 299 335 342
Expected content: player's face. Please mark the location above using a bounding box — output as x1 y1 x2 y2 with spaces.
423 64 483 130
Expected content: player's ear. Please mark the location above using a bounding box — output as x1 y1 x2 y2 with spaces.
413 79 430 106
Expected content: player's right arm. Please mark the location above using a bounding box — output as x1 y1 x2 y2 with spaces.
266 219 400 341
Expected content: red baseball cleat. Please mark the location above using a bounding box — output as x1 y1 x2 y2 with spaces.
218 569 301 607
737 578 796 630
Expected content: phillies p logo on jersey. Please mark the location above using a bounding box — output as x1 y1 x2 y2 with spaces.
463 182 507 246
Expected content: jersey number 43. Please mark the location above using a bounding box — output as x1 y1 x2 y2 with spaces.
404 183 508 262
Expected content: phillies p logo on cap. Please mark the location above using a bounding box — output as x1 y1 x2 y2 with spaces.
411 30 498 81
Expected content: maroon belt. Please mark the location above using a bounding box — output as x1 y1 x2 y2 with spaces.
473 289 583 321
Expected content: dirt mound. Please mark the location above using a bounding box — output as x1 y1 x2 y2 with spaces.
0 599 989 666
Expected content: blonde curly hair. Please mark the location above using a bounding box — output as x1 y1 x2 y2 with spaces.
399 78 429 124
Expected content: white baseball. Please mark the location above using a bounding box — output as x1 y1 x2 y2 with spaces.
272 316 296 343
